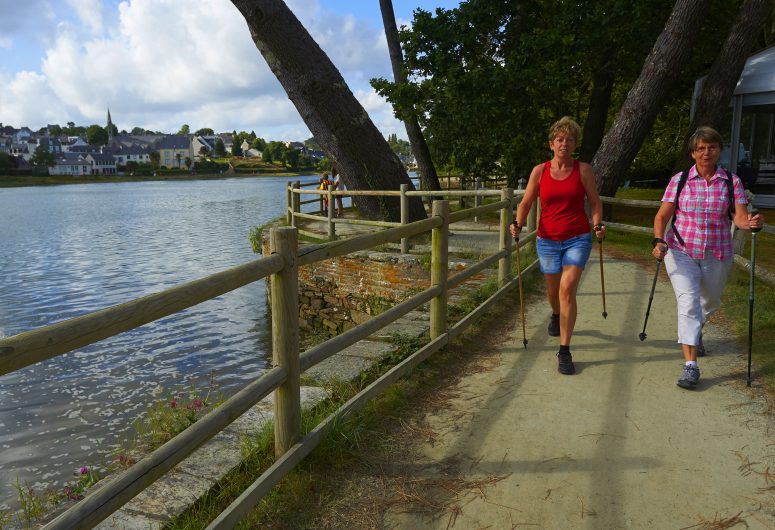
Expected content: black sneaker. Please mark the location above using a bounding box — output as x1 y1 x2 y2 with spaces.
697 334 705 357
548 314 560 337
557 352 575 375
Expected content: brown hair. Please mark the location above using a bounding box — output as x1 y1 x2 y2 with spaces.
687 126 723 153
548 116 581 142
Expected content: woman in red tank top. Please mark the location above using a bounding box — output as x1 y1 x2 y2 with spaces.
509 117 605 375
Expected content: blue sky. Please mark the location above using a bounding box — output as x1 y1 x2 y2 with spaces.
0 0 461 141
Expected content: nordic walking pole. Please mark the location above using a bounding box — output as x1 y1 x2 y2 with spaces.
747 207 761 387
598 235 607 319
513 225 528 348
639 258 662 341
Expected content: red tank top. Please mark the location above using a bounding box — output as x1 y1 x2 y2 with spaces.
538 160 590 241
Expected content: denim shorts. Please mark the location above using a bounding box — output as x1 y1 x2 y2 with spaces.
536 233 593 274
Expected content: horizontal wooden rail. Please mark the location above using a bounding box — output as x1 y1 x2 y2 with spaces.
206 333 450 530
297 217 442 265
44 366 287 530
449 199 510 223
448 259 540 342
0 255 285 376
448 250 507 289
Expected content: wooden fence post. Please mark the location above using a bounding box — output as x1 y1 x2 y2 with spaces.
499 188 513 286
430 200 449 340
270 227 300 457
286 183 292 225
401 183 409 253
474 178 482 222
327 184 335 240
291 181 300 227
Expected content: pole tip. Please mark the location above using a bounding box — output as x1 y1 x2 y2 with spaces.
523 339 528 349
602 312 608 319
638 332 646 341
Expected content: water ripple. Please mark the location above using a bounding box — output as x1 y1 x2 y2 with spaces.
0 176 316 509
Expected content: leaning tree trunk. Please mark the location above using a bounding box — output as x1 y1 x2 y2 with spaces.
674 0 773 171
591 0 712 198
230 0 426 221
579 50 615 163
379 0 442 192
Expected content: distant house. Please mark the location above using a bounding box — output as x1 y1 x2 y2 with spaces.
240 139 263 158
284 141 305 151
155 134 192 169
113 145 151 167
62 136 89 152
218 133 234 155
49 153 90 176
84 152 117 175
192 135 219 160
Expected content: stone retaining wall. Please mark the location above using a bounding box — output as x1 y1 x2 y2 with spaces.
297 252 429 334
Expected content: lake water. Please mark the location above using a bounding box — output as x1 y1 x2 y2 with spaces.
0 175 322 510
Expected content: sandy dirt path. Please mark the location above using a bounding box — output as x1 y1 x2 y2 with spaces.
384 255 775 529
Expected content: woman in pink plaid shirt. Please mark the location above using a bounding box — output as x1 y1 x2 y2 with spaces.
652 126 764 390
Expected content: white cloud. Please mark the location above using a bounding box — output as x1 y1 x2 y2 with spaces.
2 0 407 140
66 0 104 34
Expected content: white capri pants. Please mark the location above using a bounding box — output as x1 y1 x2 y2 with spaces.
663 248 733 346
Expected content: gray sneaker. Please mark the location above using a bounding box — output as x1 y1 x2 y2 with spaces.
677 365 701 390
697 334 705 357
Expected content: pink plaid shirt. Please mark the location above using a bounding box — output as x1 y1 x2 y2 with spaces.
662 166 747 260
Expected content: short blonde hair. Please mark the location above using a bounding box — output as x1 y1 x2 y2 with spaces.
687 126 723 153
548 116 581 142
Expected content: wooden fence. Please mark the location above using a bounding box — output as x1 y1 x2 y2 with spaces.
1 186 771 529
0 188 538 530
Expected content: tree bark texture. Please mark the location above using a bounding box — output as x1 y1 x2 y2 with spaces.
379 0 442 191
674 0 774 171
230 0 426 221
579 50 615 163
591 0 712 198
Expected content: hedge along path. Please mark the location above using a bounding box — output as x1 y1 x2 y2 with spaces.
381 255 775 529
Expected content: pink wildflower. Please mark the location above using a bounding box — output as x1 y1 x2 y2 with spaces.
79 466 89 475
169 398 177 409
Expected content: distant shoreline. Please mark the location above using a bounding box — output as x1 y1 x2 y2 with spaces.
0 171 319 188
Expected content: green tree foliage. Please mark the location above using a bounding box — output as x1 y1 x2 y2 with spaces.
372 0 736 185
149 151 160 169
30 146 55 174
252 137 267 152
232 138 243 157
215 138 226 157
387 133 412 161
85 124 109 145
284 148 300 168
178 124 190 135
48 124 63 136
0 153 18 171
195 127 214 136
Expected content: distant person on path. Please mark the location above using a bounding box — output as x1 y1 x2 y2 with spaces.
332 166 344 217
652 126 763 390
319 171 333 214
510 116 606 375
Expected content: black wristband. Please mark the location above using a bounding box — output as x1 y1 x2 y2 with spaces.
651 237 667 248
511 221 522 230
593 223 605 231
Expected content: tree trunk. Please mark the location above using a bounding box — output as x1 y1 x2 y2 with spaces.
230 0 426 221
674 0 773 171
379 0 442 191
591 0 712 198
579 50 614 163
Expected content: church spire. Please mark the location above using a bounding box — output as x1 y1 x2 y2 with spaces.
107 108 114 143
